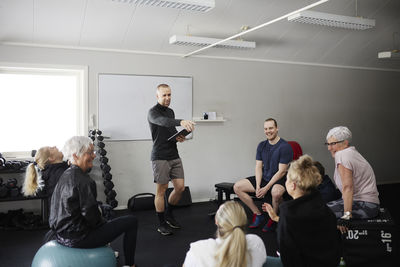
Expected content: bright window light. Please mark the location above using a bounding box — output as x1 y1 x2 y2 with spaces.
0 66 87 154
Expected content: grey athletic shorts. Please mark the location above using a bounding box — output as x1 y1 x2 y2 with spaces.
151 158 184 184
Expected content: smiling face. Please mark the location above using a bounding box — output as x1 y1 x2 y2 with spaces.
157 86 171 107
264 120 278 142
326 136 348 158
73 144 96 172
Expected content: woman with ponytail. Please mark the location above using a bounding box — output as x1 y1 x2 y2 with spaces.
183 201 266 267
23 146 68 204
263 155 340 267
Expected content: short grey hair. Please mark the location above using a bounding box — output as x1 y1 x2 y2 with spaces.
62 136 93 163
326 126 352 143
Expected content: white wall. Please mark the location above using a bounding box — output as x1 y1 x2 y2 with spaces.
1 44 399 213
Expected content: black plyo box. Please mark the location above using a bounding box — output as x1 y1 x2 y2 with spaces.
342 208 397 267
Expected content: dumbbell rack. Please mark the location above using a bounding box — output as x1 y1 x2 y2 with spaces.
0 154 49 227
89 130 118 209
0 153 31 198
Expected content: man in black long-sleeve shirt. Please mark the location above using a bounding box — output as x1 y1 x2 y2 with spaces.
148 83 195 235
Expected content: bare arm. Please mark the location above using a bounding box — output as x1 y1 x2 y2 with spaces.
255 160 263 197
257 163 288 198
338 163 354 215
262 203 280 222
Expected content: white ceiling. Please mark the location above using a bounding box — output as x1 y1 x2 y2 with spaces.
1 0 399 69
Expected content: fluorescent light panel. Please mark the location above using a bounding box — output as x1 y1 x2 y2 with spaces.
288 10 375 30
378 50 400 59
111 0 215 12
169 35 256 49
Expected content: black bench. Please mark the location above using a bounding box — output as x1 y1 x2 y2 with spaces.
215 182 235 206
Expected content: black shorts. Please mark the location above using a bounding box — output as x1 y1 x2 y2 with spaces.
246 175 287 190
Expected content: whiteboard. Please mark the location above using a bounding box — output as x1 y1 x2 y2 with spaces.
98 74 192 140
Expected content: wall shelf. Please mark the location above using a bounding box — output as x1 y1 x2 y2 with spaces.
193 117 226 122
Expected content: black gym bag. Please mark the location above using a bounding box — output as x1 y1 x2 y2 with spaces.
127 193 155 212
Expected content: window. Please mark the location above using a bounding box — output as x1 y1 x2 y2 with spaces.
0 64 88 156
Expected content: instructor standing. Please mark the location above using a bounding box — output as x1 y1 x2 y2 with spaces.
148 84 195 236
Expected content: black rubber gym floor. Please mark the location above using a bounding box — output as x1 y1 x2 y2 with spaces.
0 183 398 267
0 200 278 267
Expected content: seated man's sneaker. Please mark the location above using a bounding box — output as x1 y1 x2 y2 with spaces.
249 214 265 228
165 215 181 229
262 218 277 232
157 224 173 235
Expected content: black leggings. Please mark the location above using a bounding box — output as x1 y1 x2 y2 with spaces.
75 215 138 266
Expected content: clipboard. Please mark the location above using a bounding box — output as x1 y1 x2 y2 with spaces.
167 129 191 141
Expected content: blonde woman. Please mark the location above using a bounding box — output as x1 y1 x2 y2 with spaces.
23 146 67 199
183 201 266 267
263 155 340 267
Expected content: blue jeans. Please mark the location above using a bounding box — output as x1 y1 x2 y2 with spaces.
327 199 379 219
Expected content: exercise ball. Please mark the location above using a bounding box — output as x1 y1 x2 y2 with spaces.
32 240 117 267
263 256 284 267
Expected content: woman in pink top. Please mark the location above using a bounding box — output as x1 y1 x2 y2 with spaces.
325 126 380 224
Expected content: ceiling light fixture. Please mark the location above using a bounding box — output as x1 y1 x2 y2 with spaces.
111 0 215 12
288 10 375 30
169 35 256 49
183 0 329 57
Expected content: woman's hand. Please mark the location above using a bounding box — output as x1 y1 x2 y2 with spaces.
262 203 279 222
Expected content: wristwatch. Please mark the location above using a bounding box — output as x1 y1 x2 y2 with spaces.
341 211 352 220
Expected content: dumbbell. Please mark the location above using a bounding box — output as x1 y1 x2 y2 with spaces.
96 141 105 149
6 178 18 188
0 154 6 168
106 189 117 199
103 180 114 190
100 163 111 173
6 178 20 197
0 184 8 198
109 199 118 208
96 135 104 141
104 187 111 196
98 148 107 156
11 161 22 170
102 172 112 180
10 186 21 197
5 162 13 169
89 136 95 141
99 156 108 164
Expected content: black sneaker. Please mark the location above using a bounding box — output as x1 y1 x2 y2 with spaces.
165 216 181 229
157 224 173 236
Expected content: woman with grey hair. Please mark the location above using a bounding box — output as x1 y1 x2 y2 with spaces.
49 136 138 267
325 126 380 226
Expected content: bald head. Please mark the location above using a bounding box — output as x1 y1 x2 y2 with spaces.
157 84 171 107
